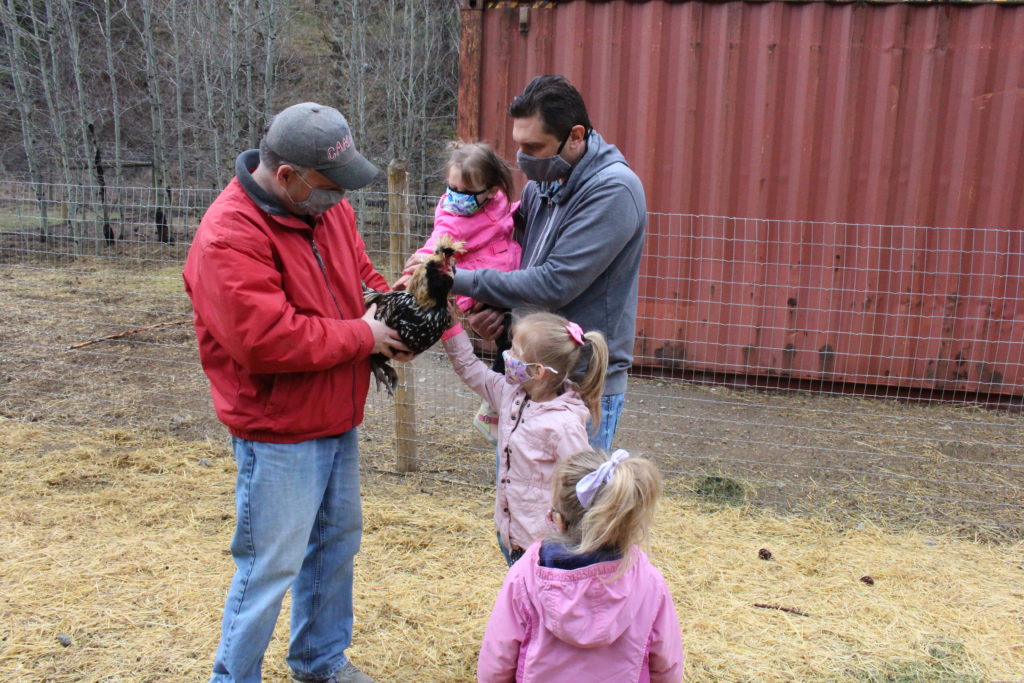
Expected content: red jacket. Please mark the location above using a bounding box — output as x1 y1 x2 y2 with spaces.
183 175 387 443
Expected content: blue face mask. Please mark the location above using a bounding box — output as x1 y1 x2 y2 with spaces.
442 186 487 217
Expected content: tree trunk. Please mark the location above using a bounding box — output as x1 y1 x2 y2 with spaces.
89 122 114 245
139 0 171 243
260 0 279 131
25 2 79 244
169 0 186 187
100 0 127 238
1 0 49 241
227 0 240 155
58 0 99 252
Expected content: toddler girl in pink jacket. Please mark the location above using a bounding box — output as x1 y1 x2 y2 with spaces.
478 449 684 682
397 141 521 441
443 312 609 566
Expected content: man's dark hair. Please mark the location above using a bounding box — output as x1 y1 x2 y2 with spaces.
508 75 592 141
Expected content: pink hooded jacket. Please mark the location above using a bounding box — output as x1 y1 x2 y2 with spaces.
418 191 521 313
443 331 592 550
478 541 684 682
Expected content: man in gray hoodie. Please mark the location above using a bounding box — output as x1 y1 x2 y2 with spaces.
454 75 646 451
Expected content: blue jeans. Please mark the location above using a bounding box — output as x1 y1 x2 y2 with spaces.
210 431 363 683
589 393 625 452
497 531 525 567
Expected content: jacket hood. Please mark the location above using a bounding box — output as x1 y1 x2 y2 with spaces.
550 130 628 206
525 546 651 648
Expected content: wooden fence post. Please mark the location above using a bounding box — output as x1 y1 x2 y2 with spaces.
387 159 417 473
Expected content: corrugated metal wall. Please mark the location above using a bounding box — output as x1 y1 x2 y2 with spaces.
459 0 1024 396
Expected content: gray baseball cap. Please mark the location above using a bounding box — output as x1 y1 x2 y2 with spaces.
265 102 379 189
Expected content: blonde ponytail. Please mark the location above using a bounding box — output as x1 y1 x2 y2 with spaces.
551 450 663 576
577 331 608 434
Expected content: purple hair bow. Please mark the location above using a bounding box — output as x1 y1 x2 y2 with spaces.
576 449 630 508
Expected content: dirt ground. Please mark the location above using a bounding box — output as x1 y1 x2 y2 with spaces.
1 249 1021 539
1 421 1022 682
1 248 1023 680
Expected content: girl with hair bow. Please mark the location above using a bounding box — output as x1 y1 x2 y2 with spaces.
477 448 684 682
443 311 609 566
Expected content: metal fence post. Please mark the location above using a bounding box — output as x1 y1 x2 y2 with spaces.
387 159 417 473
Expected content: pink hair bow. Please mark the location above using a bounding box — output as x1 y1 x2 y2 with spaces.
566 321 585 346
576 449 630 508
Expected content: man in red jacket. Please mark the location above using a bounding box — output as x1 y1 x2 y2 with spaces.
184 102 408 683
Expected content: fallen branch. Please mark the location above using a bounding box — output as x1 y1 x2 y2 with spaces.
69 319 191 349
753 603 809 617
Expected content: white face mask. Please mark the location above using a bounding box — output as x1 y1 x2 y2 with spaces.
286 171 345 216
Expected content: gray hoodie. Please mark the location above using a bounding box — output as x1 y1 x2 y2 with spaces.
452 130 646 395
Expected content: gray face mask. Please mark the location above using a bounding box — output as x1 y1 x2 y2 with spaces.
287 171 346 216
516 131 574 183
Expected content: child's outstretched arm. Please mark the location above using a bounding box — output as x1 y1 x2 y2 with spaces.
395 200 466 289
648 587 685 682
442 327 504 412
477 572 528 682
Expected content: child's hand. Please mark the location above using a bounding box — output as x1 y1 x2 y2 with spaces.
393 253 430 290
391 272 411 291
441 299 465 341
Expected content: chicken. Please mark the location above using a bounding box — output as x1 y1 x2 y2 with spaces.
364 234 464 395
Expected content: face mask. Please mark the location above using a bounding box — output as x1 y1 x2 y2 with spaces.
442 186 486 217
516 131 574 183
502 350 558 385
286 171 346 216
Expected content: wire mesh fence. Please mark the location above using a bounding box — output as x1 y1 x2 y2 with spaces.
1 179 1021 538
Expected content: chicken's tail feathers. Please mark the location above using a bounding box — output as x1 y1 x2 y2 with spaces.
370 354 397 397
363 284 385 308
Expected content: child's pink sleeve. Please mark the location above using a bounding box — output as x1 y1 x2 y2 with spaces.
648 585 685 682
440 322 464 341
477 569 529 682
417 200 462 255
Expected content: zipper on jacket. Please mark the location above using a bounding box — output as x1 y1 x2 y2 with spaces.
307 235 345 318
524 205 559 269
503 397 529 479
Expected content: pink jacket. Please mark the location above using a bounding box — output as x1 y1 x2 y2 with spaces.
418 191 521 312
443 331 592 550
478 541 684 683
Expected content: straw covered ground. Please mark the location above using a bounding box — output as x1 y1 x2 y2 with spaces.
1 419 1021 682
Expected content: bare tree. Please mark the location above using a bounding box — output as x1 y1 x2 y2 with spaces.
257 0 282 134
327 0 458 188
56 0 106 251
1 0 49 240
135 0 172 243
1 0 458 197
97 0 127 235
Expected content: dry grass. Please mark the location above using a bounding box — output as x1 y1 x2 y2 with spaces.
2 254 1022 537
1 419 1022 682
